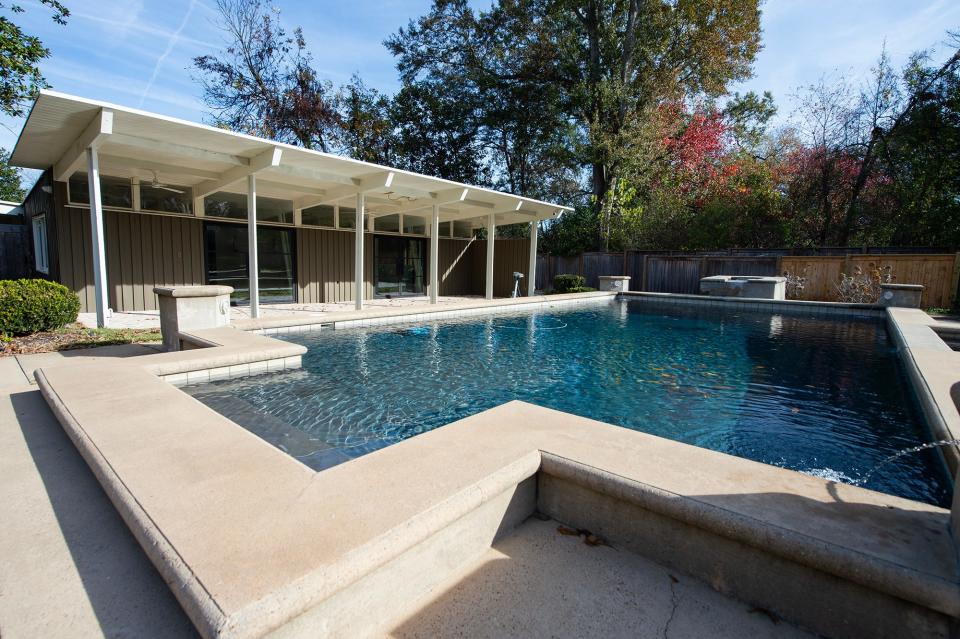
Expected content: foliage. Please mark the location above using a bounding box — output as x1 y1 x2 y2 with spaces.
191 2 960 255
552 274 586 293
0 278 80 336
0 147 24 200
193 0 339 150
782 268 808 300
834 265 894 304
0 0 69 117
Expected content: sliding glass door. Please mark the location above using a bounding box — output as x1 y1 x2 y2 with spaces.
204 222 296 303
374 236 426 296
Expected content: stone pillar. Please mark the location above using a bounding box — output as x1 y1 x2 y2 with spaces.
154 285 233 352
879 283 924 308
598 275 630 292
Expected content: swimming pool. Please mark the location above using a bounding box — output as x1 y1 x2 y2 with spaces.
184 299 952 506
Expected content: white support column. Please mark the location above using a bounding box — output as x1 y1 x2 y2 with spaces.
86 147 109 328
485 213 496 300
528 220 538 297
247 174 259 318
354 192 365 310
430 204 440 304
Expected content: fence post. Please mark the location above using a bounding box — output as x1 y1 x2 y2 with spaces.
642 254 649 291
622 250 628 276
579 253 584 278
951 252 960 308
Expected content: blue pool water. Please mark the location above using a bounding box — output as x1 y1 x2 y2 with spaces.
184 299 952 506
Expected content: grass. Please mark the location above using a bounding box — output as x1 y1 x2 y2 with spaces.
1 323 162 356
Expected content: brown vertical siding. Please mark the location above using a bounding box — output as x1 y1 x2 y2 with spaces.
57 207 204 312
296 229 484 301
296 227 376 303
472 238 532 297
438 238 477 295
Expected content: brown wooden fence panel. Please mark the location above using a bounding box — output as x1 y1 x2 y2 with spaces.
779 254 959 306
535 249 959 304
582 252 627 288
0 223 28 279
644 256 703 293
701 257 778 278
779 256 845 301
847 254 958 308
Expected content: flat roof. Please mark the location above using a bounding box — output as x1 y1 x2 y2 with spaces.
11 91 571 225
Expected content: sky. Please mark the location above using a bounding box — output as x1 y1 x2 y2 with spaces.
2 0 959 164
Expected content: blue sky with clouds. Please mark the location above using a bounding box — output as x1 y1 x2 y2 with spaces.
3 0 959 156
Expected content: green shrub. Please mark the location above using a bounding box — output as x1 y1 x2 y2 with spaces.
566 286 596 293
553 274 586 293
0 279 80 336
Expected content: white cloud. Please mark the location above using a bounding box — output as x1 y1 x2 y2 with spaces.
139 0 199 107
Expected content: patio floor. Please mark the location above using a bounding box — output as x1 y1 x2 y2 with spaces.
77 296 483 330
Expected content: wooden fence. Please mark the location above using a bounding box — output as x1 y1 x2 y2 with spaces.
536 250 960 308
0 222 29 279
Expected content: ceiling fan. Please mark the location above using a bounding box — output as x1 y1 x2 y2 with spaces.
146 170 185 194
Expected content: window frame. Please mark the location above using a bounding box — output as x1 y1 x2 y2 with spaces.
32 214 49 274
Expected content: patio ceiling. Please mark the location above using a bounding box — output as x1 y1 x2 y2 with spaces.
11 91 571 225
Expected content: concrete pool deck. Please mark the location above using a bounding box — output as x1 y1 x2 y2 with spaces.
77 296 485 330
6 291 960 638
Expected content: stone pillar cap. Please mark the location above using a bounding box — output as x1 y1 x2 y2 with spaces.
153 285 234 298
598 275 631 279
880 283 924 291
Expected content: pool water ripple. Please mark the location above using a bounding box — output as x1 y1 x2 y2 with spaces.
184 300 952 506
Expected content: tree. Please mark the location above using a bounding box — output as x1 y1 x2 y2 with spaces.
0 0 69 117
0 148 24 200
387 0 763 249
333 75 396 165
193 0 339 150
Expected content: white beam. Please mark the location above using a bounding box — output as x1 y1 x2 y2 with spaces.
440 208 516 223
528 221 538 296
86 147 109 327
247 174 259 318
432 187 470 205
430 204 440 304
194 146 283 198
267 163 359 187
98 155 222 181
54 109 113 181
106 133 249 167
256 179 326 197
293 170 395 209
462 198 496 210
485 213 496 300
355 192 365 310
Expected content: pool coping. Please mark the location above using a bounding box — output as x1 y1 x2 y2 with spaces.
29 291 960 638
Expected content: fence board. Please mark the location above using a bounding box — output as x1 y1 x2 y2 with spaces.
535 250 959 306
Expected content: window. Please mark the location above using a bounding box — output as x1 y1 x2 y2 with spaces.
453 221 473 238
403 214 426 235
256 196 293 224
339 206 356 229
438 221 452 237
301 204 335 227
205 191 246 219
205 192 293 224
141 183 192 214
68 173 132 208
374 214 400 233
32 215 48 273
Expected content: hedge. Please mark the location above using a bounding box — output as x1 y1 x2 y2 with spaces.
0 279 81 336
553 274 586 293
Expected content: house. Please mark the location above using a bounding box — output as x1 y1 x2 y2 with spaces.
10 91 570 326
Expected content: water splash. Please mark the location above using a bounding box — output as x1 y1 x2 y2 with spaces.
857 439 960 487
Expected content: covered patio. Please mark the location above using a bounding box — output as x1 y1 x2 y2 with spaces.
11 91 571 327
